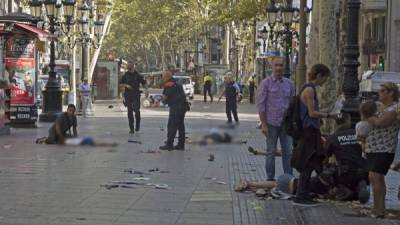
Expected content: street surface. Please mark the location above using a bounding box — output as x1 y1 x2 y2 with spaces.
0 94 399 225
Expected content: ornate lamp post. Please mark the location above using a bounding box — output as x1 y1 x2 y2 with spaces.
259 26 268 79
281 5 296 78
341 0 361 126
29 0 77 122
266 2 279 49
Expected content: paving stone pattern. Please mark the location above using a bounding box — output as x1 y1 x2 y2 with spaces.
0 98 398 225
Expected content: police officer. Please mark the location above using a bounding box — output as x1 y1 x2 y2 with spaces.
219 74 239 124
325 113 370 203
248 74 256 104
203 73 213 102
120 63 148 134
159 71 188 151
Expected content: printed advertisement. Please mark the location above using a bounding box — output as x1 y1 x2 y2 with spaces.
5 58 35 105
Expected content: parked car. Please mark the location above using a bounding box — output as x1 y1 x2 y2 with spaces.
173 74 195 100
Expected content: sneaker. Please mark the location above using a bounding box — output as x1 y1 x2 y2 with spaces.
159 145 173 151
292 197 320 206
129 130 135 134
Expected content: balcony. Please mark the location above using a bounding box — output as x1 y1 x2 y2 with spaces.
362 0 386 12
362 38 385 54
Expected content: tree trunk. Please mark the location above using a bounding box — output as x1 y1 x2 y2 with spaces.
337 0 347 95
318 0 339 134
306 0 320 66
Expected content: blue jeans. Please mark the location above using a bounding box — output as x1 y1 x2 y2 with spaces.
265 123 293 180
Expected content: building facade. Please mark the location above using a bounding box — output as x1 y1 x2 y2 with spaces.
359 0 400 73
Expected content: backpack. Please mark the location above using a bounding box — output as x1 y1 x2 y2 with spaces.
283 84 316 139
283 95 302 139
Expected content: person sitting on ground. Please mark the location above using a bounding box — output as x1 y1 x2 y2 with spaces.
324 113 370 204
37 104 78 144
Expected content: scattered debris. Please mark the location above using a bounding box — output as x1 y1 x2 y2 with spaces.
123 169 149 175
132 177 151 181
128 140 142 144
216 181 227 185
208 154 215 161
138 150 161 154
106 149 118 153
66 151 76 155
154 184 171 190
108 105 114 109
100 184 119 190
76 217 86 221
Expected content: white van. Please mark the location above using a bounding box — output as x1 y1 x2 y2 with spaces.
173 75 194 99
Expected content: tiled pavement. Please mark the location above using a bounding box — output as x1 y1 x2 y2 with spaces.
0 97 399 225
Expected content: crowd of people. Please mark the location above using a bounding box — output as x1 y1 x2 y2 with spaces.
34 59 400 218
232 56 400 219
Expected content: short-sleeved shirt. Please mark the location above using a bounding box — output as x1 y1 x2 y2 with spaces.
79 83 91 96
120 71 146 101
163 79 186 108
326 127 367 170
50 112 77 135
365 103 400 154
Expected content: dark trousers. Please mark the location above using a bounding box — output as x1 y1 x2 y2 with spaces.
203 86 213 102
226 100 238 122
296 166 315 199
126 98 141 131
249 87 255 104
167 107 186 146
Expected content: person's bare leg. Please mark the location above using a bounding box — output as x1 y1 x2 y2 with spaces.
369 171 386 216
248 180 277 189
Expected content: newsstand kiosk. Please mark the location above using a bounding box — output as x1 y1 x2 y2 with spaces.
0 20 49 127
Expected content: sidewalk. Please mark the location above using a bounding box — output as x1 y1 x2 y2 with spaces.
0 98 398 225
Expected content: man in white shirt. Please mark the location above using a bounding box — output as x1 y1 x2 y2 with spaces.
79 78 91 118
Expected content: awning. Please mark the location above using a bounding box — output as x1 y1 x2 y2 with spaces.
15 23 50 41
0 22 50 41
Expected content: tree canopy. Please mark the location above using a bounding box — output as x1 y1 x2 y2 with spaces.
101 0 271 70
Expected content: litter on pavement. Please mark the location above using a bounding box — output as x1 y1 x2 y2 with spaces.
137 150 161 154
128 140 142 144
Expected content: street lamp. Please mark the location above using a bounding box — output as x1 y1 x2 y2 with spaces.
29 0 43 18
341 0 361 126
296 0 312 93
280 5 295 78
29 0 77 122
266 3 279 48
259 26 268 79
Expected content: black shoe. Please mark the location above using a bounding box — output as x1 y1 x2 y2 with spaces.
135 128 140 132
357 180 370 204
129 130 134 134
292 197 320 206
174 145 185 150
159 145 173 151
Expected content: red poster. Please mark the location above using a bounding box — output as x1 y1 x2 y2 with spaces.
5 58 35 105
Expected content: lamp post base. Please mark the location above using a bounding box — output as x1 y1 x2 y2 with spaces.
39 89 63 122
341 96 361 128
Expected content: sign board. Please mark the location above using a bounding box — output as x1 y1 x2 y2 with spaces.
5 36 37 124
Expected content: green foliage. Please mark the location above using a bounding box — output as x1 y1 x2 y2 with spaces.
101 0 271 68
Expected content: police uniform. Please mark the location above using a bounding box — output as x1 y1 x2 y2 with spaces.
203 74 213 102
225 81 239 123
162 79 187 150
325 127 369 193
248 76 256 104
120 70 146 132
